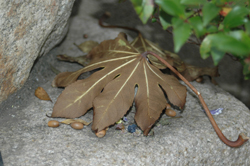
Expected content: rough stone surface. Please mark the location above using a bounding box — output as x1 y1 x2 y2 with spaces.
0 0 75 104
0 0 250 165
1 70 250 165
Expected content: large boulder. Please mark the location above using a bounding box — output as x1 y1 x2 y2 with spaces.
0 1 249 165
0 0 75 103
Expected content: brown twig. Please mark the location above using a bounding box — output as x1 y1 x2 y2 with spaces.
186 39 201 46
98 12 249 147
99 12 141 35
145 51 249 148
226 52 240 61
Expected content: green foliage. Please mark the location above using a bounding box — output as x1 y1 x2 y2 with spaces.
130 0 154 23
155 0 185 17
159 9 172 30
223 6 249 29
172 18 191 52
130 0 250 79
202 2 220 26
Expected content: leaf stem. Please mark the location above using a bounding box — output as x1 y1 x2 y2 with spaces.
146 51 249 148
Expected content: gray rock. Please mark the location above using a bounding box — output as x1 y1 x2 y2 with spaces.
0 0 75 104
0 72 249 165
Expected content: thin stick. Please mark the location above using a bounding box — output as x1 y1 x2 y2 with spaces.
146 51 249 148
98 12 249 147
99 12 141 35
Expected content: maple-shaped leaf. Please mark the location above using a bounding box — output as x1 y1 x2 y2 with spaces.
130 33 174 69
51 32 187 135
53 33 219 83
130 34 219 81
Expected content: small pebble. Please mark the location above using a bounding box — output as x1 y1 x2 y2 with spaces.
115 123 125 130
202 108 223 115
166 103 171 109
165 108 176 117
70 122 84 130
123 116 128 122
195 77 203 83
95 129 106 138
48 120 60 128
127 124 137 133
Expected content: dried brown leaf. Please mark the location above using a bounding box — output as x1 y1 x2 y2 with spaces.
51 32 186 135
57 54 90 66
130 34 174 69
130 34 219 81
35 87 52 101
76 41 99 53
180 65 219 81
60 119 75 124
75 119 92 125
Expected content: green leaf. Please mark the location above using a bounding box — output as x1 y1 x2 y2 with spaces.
206 25 218 33
172 19 191 52
200 35 213 59
131 0 154 24
189 16 206 37
229 30 250 45
184 11 194 18
200 32 250 59
171 17 183 27
233 0 250 7
131 0 142 10
227 31 250 57
202 2 220 26
223 6 250 29
180 0 206 5
245 21 250 35
151 18 157 23
216 35 250 57
218 23 225 31
155 0 185 18
159 9 172 30
211 47 225 66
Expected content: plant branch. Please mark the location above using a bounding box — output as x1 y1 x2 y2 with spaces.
99 12 141 35
145 51 249 148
